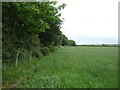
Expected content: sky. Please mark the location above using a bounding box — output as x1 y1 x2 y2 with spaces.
56 0 119 45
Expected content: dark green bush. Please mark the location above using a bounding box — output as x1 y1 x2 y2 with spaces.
55 47 58 50
38 51 44 59
32 50 40 58
2 50 16 64
40 47 50 56
19 49 28 59
49 46 56 52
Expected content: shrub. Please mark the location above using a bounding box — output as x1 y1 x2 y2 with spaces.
2 50 16 64
19 49 29 60
38 51 44 59
49 46 56 52
40 47 50 56
32 49 43 58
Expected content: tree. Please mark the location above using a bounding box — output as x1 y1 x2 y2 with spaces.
2 1 76 67
69 40 76 46
2 2 49 65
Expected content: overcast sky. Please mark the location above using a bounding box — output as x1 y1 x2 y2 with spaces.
57 0 119 45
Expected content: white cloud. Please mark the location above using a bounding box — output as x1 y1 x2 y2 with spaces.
57 0 119 44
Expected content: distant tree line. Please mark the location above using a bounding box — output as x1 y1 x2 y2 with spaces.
2 1 76 67
77 44 119 47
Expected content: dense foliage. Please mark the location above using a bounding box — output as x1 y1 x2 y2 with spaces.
2 2 76 66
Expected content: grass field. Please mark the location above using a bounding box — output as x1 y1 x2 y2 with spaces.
3 46 118 88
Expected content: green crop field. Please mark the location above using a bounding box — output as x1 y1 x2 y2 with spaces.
3 46 118 88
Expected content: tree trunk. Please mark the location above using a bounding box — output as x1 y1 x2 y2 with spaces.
15 50 19 68
29 50 32 61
